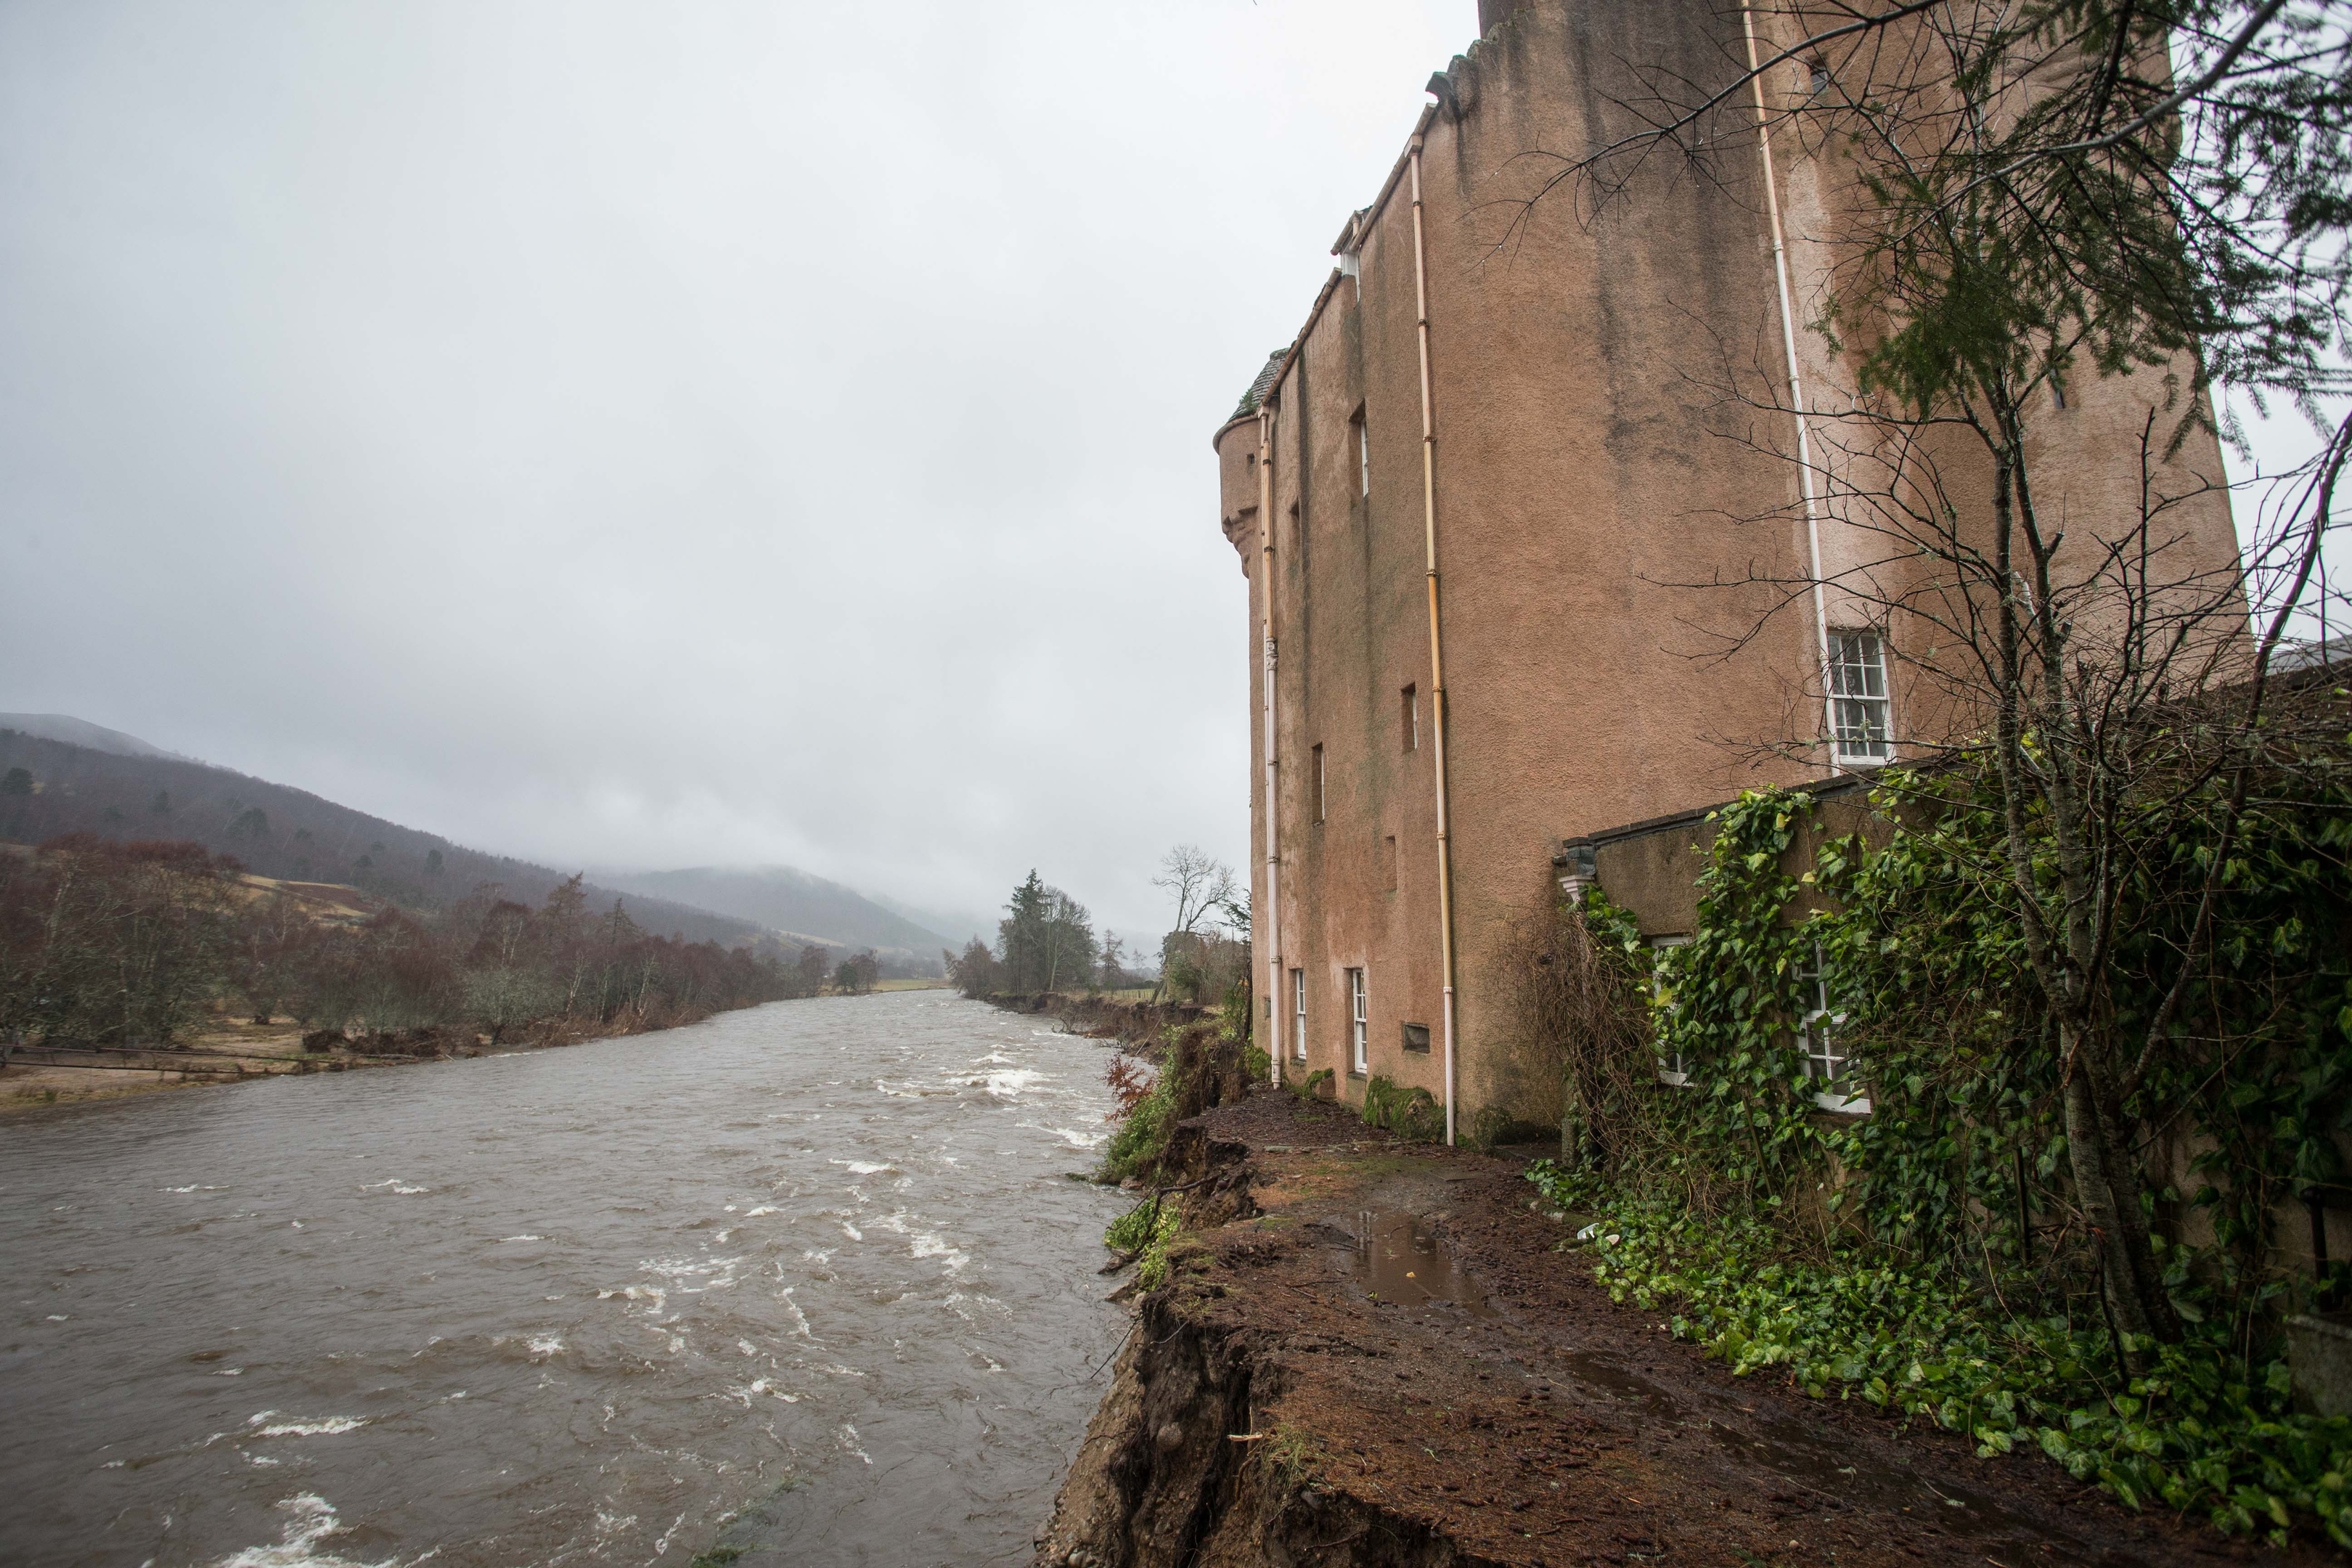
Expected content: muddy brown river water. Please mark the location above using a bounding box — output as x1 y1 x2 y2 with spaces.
0 992 1128 1568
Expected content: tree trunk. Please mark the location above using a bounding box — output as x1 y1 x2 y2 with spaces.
2059 1039 2180 1362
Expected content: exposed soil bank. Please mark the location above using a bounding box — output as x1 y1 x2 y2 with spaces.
1039 1092 2333 1567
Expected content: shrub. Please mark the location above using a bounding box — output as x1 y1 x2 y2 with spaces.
1105 1197 1183 1289
1361 1074 1445 1142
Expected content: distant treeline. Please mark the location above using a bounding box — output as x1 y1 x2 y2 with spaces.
944 861 1248 1005
0 835 843 1049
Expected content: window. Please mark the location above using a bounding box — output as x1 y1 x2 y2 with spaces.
1807 58 1832 94
1291 968 1307 1061
1382 833 1398 891
1401 1021 1431 1053
1347 968 1368 1074
1798 944 1868 1112
1402 684 1418 751
1651 936 1692 1084
1312 743 1327 822
1352 410 1370 497
1828 629 1892 765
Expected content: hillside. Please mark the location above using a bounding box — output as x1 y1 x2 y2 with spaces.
595 865 953 956
0 729 772 950
0 712 179 760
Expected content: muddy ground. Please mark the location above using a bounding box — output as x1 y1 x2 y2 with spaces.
1040 1090 2336 1567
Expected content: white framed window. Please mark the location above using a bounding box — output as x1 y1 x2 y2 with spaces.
1312 743 1326 822
1291 968 1307 1061
1354 410 1371 497
1650 935 1692 1085
1347 968 1368 1074
1828 629 1892 765
1798 944 1868 1113
1402 684 1418 752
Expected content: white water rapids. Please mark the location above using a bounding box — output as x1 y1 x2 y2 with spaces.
0 992 1128 1567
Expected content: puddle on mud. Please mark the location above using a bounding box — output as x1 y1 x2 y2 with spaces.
1333 1210 1496 1317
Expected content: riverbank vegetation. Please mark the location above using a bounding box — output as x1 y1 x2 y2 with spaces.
1097 986 1259 1183
0 833 825 1058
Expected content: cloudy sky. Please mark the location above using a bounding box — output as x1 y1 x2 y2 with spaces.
0 0 1471 936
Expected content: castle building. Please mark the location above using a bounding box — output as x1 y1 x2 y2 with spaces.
1214 0 2243 1138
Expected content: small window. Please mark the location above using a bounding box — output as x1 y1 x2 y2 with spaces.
1798 944 1868 1112
1352 410 1370 497
1347 968 1369 1074
1402 684 1418 751
1312 743 1327 822
1807 58 1832 94
1383 833 1398 891
1291 968 1307 1061
1828 629 1892 765
1650 936 1692 1084
1401 1021 1431 1053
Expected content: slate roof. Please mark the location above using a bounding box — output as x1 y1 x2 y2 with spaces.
1229 349 1289 422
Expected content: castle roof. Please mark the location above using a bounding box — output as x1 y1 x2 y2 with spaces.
1229 350 1289 422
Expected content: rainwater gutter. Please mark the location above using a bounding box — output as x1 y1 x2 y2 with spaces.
1407 134 1460 1146
1257 405 1284 1084
1740 5 1838 773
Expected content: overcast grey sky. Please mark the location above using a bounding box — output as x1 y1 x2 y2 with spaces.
0 0 1468 936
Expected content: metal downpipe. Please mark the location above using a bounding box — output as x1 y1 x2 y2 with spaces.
1258 406 1283 1084
1408 137 1459 1146
1741 4 1838 772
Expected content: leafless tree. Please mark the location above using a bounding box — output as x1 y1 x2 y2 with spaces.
1153 845 1238 939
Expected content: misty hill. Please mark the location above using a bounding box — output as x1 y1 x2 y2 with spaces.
0 713 179 761
597 866 953 955
0 727 771 950
867 891 996 950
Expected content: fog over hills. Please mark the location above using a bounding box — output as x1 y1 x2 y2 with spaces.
595 866 957 956
0 712 180 761
866 891 997 952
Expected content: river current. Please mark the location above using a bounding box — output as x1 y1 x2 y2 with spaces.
0 992 1129 1567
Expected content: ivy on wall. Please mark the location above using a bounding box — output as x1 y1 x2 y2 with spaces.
1530 759 2352 1543
1570 769 2352 1310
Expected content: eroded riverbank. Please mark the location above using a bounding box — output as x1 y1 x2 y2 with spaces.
0 992 1126 1568
1041 1093 2335 1567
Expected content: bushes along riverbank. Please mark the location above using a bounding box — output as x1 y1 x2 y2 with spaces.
0 834 822 1106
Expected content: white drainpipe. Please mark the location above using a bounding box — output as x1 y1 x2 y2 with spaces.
1741 5 1838 771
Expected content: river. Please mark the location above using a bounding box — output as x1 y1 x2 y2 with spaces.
0 992 1130 1568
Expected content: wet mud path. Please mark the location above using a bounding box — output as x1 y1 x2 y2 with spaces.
1044 1092 2334 1567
